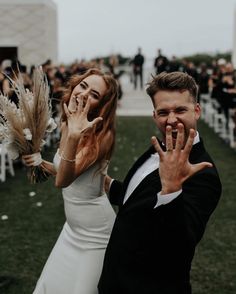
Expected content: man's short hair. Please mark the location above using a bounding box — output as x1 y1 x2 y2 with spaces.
146 71 198 103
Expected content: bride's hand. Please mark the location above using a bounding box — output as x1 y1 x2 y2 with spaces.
64 96 103 140
22 152 43 167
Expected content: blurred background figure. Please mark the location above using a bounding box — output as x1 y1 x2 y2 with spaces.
154 48 169 74
1 60 31 107
211 60 236 125
131 47 145 90
198 62 210 101
168 55 180 72
108 54 119 76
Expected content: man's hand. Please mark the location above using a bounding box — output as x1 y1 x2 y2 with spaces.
104 175 112 194
151 123 212 195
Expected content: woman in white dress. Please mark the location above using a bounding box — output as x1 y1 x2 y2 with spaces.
22 68 119 294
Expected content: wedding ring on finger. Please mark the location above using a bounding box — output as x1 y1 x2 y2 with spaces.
67 109 76 115
166 149 173 152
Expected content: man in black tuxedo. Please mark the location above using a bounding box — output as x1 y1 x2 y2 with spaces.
98 72 221 294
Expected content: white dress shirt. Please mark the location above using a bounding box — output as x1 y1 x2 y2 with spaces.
121 132 200 208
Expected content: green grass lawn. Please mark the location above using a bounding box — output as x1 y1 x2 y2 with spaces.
0 117 236 294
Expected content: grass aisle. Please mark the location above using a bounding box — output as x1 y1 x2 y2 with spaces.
0 117 235 294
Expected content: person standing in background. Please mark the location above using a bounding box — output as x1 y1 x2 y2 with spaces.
132 47 145 90
154 48 169 74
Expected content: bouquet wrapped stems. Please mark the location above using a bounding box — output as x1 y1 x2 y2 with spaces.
29 165 52 184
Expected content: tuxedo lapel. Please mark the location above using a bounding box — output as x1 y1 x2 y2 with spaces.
122 145 156 195
121 138 165 200
121 168 161 209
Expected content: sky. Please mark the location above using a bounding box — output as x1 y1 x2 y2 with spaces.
53 0 236 63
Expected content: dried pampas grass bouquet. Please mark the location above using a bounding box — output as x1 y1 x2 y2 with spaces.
0 67 57 183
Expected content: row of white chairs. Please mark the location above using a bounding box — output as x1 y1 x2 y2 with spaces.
0 143 15 182
200 94 236 149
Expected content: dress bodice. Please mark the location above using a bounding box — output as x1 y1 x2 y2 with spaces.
53 149 108 201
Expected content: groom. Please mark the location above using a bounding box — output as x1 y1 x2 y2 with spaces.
98 72 221 294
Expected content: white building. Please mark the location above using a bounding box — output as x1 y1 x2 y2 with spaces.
0 0 58 69
232 6 236 68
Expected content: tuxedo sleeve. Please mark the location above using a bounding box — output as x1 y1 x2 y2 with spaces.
183 168 221 244
108 180 124 206
156 167 221 245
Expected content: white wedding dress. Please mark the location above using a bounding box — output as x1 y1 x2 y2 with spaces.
33 151 116 294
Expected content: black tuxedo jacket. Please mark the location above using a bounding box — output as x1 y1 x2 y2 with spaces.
98 139 221 294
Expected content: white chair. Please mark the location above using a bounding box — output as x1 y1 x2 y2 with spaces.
204 102 215 128
200 94 211 122
228 109 236 149
211 100 228 139
0 143 15 182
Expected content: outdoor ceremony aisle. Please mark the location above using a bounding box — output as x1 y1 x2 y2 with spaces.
0 118 235 294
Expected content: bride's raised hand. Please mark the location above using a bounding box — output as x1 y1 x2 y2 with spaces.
64 96 103 140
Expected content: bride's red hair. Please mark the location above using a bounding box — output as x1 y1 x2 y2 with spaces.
60 68 118 169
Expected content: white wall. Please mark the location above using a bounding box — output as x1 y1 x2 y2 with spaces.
232 6 236 68
0 0 58 68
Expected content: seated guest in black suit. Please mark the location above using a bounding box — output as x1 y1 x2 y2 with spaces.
98 71 222 294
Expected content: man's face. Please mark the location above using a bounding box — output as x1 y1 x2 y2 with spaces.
153 90 201 147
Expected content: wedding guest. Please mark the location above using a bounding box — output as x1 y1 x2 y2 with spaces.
198 63 210 96
22 68 118 294
2 61 31 106
212 62 236 123
2 65 19 106
154 48 169 74
98 71 221 294
168 55 180 72
131 47 145 90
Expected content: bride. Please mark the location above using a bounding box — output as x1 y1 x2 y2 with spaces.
22 68 118 294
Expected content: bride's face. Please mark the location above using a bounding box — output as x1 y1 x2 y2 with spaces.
68 75 107 112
